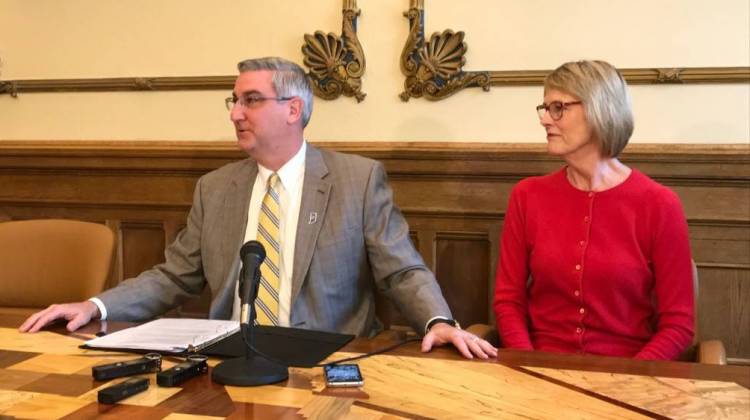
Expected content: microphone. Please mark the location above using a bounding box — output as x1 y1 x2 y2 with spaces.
212 239 288 387
238 240 265 326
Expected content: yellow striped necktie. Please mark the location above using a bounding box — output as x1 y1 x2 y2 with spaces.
255 173 281 325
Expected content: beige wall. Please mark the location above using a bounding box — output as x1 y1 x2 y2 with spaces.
1 0 748 143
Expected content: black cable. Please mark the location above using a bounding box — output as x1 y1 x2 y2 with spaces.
315 337 421 367
240 326 289 367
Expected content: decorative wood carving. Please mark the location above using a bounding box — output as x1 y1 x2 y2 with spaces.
1 0 748 99
399 0 750 101
302 0 367 102
400 0 490 101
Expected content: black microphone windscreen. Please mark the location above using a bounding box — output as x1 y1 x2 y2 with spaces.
240 240 266 262
238 240 267 325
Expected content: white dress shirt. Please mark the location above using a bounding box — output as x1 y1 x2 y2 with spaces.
230 141 306 326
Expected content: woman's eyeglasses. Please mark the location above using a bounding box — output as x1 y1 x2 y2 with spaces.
536 101 582 120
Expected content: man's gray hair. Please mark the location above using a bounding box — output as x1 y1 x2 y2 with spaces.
544 60 634 158
237 57 314 128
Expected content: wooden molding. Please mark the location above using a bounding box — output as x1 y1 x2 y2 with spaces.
488 67 750 86
2 140 746 176
2 67 743 98
1 139 747 154
0 76 235 97
399 0 750 100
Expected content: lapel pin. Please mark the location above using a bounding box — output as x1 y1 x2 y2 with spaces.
308 212 318 224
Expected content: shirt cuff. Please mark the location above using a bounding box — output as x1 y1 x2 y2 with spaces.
424 316 451 335
88 297 107 321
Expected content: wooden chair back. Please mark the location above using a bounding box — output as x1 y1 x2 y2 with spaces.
0 219 115 307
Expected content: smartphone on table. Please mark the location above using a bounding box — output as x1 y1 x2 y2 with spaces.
324 364 364 387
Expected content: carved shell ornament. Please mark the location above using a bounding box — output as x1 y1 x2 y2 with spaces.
399 3 490 101
303 32 348 82
301 1 366 102
400 28 490 101
417 30 468 81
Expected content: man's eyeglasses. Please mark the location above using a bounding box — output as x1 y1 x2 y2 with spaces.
536 101 582 121
225 95 294 110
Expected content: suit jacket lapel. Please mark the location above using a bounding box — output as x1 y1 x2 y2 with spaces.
290 145 330 305
212 159 257 318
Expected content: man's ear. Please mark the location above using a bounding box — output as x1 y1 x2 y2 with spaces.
287 97 303 125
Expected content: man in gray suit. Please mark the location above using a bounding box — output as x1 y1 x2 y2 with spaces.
20 57 496 359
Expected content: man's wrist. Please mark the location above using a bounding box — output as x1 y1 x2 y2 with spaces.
87 298 106 320
425 317 460 334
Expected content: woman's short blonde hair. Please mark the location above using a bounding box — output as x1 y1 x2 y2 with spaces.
544 60 634 157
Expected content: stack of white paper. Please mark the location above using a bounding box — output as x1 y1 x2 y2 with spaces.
84 318 240 353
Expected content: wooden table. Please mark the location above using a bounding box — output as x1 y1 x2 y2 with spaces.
0 312 748 419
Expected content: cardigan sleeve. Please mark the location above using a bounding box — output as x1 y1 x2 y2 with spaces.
493 184 534 350
635 188 695 360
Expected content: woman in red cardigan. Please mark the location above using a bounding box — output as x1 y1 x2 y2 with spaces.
493 60 694 360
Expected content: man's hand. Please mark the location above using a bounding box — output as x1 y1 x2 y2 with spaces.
421 323 498 359
19 301 99 333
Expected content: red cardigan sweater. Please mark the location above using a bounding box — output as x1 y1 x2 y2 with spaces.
493 167 694 360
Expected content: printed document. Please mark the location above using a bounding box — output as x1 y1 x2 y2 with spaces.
83 318 240 353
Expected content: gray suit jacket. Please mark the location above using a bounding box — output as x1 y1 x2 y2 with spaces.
97 145 452 336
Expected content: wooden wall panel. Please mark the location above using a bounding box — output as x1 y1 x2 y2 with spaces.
690 224 750 266
120 222 166 279
698 267 750 365
434 232 491 328
0 140 747 363
671 185 750 222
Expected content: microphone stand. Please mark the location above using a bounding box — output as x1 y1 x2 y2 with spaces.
211 264 288 386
